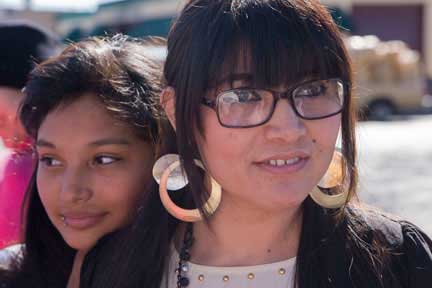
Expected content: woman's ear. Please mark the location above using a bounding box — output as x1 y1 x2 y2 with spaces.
160 87 176 131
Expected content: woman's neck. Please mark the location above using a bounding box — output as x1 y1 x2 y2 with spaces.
66 250 88 288
187 197 303 267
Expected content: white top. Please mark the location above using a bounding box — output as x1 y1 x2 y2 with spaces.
0 244 24 269
162 245 296 288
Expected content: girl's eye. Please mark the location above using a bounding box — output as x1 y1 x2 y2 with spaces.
39 156 62 167
93 155 120 166
296 83 326 98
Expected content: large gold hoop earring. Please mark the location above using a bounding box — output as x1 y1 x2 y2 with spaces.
153 154 188 191
309 150 348 209
159 159 222 222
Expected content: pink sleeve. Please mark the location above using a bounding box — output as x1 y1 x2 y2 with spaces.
0 150 34 249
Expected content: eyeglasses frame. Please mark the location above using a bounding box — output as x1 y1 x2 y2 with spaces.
202 78 349 128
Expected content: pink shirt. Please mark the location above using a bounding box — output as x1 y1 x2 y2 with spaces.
0 148 34 249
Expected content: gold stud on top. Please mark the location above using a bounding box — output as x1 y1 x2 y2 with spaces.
223 275 230 282
278 268 286 275
247 273 255 280
198 275 205 282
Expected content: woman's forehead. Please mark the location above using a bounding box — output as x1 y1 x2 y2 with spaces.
214 68 320 90
211 41 326 89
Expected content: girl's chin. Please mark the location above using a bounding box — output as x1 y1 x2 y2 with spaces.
62 236 98 252
258 190 309 208
234 194 306 213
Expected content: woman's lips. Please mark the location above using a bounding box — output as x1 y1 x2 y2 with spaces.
61 212 108 230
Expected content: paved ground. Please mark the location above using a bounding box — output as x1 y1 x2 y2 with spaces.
356 115 432 236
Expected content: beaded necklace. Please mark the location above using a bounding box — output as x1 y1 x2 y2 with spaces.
176 223 194 288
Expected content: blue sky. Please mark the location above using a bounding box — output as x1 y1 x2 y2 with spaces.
0 0 121 12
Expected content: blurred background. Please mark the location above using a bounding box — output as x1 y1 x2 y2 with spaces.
0 0 431 237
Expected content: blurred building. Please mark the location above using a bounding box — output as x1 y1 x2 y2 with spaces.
2 0 431 88
0 8 57 30
57 0 178 41
322 0 432 87
0 0 178 41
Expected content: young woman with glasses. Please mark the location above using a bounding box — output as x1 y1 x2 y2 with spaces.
79 1 432 288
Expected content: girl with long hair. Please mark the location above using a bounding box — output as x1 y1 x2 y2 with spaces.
0 35 172 288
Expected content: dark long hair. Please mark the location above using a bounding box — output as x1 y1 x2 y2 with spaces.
79 1 398 288
0 35 167 287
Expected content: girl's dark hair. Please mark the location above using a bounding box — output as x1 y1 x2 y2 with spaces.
21 35 163 142
77 1 398 288
0 35 166 287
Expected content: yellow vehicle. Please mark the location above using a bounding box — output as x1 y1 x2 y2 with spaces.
346 35 427 120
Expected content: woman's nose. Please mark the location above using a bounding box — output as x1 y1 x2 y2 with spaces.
263 99 307 143
60 166 93 204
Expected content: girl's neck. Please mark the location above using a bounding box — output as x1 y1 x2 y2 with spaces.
66 249 88 288
185 197 304 267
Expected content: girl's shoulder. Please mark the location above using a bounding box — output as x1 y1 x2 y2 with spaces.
0 244 24 270
346 205 432 286
394 220 432 285
348 205 431 247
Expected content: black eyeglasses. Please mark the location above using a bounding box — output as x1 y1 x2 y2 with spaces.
202 78 346 128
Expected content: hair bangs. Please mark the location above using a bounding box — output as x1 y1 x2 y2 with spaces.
206 0 348 89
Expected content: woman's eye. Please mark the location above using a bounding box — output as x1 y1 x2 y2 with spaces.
221 93 239 104
221 90 262 104
235 90 262 102
39 156 62 167
297 84 326 97
93 155 120 166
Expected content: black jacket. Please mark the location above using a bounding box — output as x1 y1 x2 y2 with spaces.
308 210 432 288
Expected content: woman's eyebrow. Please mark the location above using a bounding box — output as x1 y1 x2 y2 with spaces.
88 138 131 147
35 139 55 148
35 138 131 148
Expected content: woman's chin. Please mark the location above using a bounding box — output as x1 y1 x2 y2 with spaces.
260 189 310 211
62 234 99 252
